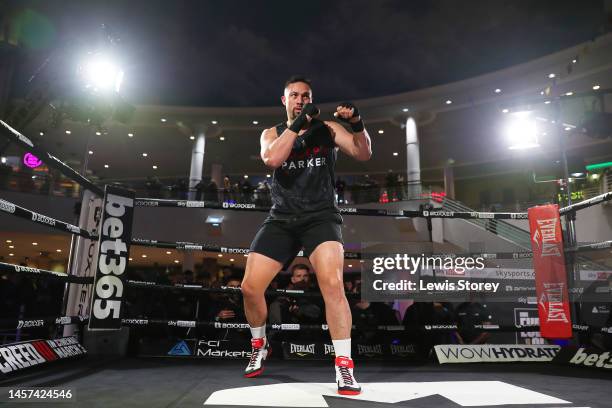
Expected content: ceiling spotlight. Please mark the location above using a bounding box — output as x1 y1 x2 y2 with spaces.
211 120 218 125
230 258 235 262
56 249 62 253
502 109 509 113
78 53 124 92
565 92 573 96
104 164 109 168
166 251 171 254
161 118 167 122
393 152 399 156
39 131 44 136
348 264 353 268
129 257 133 261
445 100 452 105
218 254 223 257
152 165 158 169
494 88 501 94
244 175 248 179
252 120 259 125
5 240 11 243
1 157 6 164
565 127 571 131
544 100 551 104
266 174 271 178
548 73 556 79
219 136 225 141
128 133 134 137
572 59 577 63
9 253 14 257
505 111 540 150
189 135 195 140
378 130 384 134
88 150 94 155
593 85 600 90
32 242 38 246
174 260 179 264
540 91 544 95
141 254 147 258
402 108 409 112
95 131 102 136
65 130 71 134
142 153 148 157
8 245 14 249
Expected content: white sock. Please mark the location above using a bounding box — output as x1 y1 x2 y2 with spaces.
332 338 351 359
250 325 266 341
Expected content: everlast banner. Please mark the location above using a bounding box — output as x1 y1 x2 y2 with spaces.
528 205 572 338
64 190 102 336
0 337 86 375
554 346 612 370
283 342 320 360
355 343 385 359
88 186 135 330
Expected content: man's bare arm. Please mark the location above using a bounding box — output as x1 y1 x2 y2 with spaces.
260 127 298 169
326 121 372 161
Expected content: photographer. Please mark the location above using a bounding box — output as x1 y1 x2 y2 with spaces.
269 264 323 340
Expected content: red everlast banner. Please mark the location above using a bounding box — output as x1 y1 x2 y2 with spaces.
527 204 572 339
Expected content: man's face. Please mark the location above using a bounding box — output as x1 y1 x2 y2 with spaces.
282 82 312 120
226 279 241 288
291 268 310 285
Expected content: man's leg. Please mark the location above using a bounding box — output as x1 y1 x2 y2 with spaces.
309 241 360 395
242 252 282 327
241 252 282 377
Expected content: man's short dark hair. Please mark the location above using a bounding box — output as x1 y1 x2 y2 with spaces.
285 75 312 89
291 263 310 274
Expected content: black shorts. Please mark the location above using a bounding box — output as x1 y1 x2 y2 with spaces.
249 209 343 267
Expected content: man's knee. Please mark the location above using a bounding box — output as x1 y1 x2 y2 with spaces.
241 280 264 299
319 276 345 299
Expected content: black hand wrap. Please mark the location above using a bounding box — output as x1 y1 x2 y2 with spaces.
289 103 319 133
336 101 364 132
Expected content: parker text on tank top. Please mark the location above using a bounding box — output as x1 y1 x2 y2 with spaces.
270 119 338 215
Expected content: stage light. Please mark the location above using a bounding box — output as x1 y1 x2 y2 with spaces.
78 53 124 93
505 111 539 150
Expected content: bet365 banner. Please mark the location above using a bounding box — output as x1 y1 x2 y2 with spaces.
88 186 135 330
527 204 572 338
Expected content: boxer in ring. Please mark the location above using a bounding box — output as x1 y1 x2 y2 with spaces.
241 75 371 395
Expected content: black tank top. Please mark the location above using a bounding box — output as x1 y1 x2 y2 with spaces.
270 119 338 215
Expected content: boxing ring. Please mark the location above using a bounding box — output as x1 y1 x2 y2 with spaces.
1 118 612 408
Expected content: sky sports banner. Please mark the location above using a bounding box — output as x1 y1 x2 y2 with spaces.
435 344 560 364
88 186 135 331
528 205 572 339
0 337 86 375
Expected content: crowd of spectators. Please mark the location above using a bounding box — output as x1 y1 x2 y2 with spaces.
2 260 612 355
